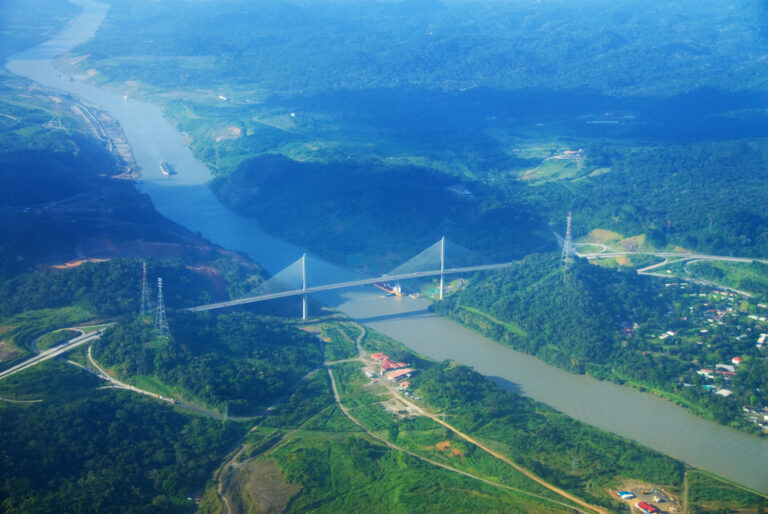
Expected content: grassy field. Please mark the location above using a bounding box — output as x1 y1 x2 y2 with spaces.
34 328 79 351
201 369 578 513
314 322 360 361
588 254 665 270
685 260 768 297
686 470 768 513
0 306 95 371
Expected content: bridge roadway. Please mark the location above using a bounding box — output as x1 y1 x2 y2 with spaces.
187 262 515 312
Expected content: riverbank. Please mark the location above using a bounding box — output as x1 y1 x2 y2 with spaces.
6 0 767 493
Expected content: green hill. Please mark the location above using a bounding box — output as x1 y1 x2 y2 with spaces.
434 254 664 370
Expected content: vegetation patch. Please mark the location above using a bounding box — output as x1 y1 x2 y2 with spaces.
224 458 301 514
687 470 768 512
0 340 21 362
585 229 623 244
34 328 79 351
686 260 768 299
94 312 324 416
0 363 245 512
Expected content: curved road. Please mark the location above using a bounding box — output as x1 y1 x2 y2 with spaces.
582 250 765 296
326 324 607 514
0 327 108 382
581 251 768 266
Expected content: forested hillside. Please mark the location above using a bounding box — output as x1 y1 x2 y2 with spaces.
76 0 767 96
0 259 229 316
62 0 768 266
435 254 768 433
0 364 243 512
526 140 768 257
94 313 324 416
212 154 552 267
0 0 78 58
434 254 665 369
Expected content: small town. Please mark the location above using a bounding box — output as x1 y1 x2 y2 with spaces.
630 284 768 433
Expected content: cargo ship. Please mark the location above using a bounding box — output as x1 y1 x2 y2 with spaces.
373 282 403 296
159 160 177 176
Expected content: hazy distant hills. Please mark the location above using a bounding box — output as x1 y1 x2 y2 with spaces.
78 0 768 96
57 0 768 265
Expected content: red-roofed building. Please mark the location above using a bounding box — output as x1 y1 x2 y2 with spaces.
380 359 407 372
636 501 658 514
371 353 388 361
380 360 399 371
387 368 413 381
732 356 743 365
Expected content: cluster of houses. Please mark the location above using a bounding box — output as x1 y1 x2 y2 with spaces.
742 405 768 432
638 287 768 433
370 353 414 386
694 358 743 397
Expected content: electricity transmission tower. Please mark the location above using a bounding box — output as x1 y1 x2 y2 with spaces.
154 277 170 339
139 260 151 318
561 211 575 268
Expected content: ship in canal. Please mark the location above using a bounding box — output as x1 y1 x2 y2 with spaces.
373 282 403 296
159 160 177 176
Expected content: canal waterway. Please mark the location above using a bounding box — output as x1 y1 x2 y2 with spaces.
6 0 768 493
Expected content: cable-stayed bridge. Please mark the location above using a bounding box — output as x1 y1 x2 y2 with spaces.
187 229 768 318
188 237 508 318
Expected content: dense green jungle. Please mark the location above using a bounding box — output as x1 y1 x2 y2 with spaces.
1 0 768 511
62 0 768 267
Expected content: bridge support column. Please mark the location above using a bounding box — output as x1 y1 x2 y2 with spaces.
439 236 445 300
302 253 308 320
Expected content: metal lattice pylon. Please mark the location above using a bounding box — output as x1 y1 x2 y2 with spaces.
139 261 152 318
154 277 170 339
561 211 575 268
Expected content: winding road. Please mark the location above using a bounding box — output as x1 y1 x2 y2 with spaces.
580 248 766 297
325 324 608 514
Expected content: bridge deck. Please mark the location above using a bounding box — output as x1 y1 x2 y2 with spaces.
188 251 768 313
187 263 514 312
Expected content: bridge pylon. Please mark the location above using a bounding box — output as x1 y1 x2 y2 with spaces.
439 236 445 300
301 253 308 320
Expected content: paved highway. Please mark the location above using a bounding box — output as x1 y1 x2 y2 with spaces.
0 328 108 381
581 251 768 265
